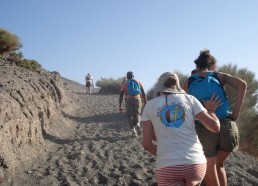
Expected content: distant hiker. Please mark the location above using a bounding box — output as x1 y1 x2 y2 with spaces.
119 71 147 137
183 49 247 186
85 73 94 93
141 72 220 186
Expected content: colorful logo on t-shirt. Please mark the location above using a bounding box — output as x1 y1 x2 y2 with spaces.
160 104 185 128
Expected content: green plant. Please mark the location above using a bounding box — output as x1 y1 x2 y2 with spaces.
0 28 42 72
218 64 258 156
16 59 41 71
0 28 22 55
8 51 23 62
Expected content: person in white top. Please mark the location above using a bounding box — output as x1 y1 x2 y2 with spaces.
85 73 94 93
141 72 221 186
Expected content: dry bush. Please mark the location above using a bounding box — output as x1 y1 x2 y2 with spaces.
0 28 22 55
96 77 124 94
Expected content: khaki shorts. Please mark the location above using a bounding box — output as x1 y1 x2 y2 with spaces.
195 118 239 157
126 98 142 128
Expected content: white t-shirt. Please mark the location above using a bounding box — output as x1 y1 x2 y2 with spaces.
141 93 207 169
86 75 93 81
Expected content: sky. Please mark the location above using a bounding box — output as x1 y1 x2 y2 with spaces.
1 0 258 91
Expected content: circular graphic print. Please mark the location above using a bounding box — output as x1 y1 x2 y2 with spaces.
160 104 185 128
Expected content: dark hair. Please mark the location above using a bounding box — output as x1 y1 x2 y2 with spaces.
194 49 216 70
191 69 198 75
127 71 134 79
164 77 177 88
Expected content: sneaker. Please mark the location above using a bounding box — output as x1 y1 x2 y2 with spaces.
135 123 142 136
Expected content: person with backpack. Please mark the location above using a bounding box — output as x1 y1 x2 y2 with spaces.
85 73 94 93
183 49 247 186
119 71 147 137
141 72 221 186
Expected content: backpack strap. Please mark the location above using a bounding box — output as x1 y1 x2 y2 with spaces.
211 71 228 99
211 71 223 86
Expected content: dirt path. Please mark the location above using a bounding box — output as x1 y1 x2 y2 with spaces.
9 79 258 186
11 82 157 186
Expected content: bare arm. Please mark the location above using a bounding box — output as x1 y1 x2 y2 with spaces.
119 91 124 107
196 110 220 133
140 86 147 105
119 91 125 112
142 120 157 156
182 79 188 92
91 78 94 87
219 72 247 120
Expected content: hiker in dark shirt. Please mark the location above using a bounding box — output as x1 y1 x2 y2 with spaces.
119 71 147 137
183 49 247 186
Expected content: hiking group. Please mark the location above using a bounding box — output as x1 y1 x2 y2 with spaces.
119 49 247 186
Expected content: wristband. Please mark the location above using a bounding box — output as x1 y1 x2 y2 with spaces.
207 110 215 113
227 115 235 121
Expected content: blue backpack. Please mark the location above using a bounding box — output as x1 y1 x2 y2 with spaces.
127 79 141 96
188 71 230 120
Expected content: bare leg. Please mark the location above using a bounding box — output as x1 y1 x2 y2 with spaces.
204 157 219 186
216 151 230 186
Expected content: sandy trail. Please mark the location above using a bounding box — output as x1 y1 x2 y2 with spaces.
10 80 258 186
12 82 157 186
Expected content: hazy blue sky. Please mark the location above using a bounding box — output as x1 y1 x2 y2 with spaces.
1 1 258 91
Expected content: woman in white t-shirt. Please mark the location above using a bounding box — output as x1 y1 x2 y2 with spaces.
141 72 221 186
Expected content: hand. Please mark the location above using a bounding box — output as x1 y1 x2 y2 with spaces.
203 94 222 112
119 107 124 113
227 112 236 121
